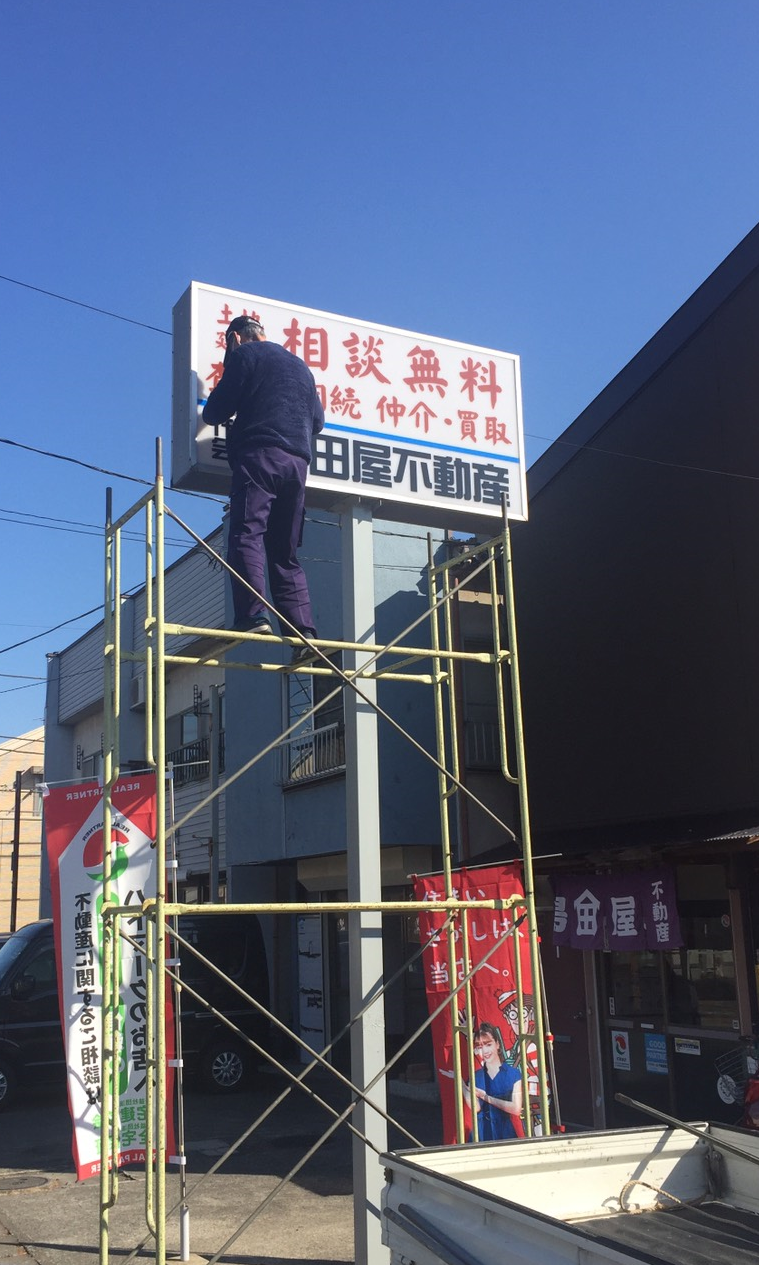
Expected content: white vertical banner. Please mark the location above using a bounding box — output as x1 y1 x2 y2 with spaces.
44 775 175 1180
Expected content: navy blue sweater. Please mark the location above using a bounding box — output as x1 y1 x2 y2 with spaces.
203 340 325 465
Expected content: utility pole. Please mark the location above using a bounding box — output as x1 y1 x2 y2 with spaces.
10 770 22 933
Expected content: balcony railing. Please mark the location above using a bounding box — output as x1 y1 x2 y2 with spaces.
281 723 345 786
167 733 226 786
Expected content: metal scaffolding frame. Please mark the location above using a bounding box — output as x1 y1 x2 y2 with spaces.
96 440 550 1264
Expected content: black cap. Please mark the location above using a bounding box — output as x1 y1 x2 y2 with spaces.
226 315 264 340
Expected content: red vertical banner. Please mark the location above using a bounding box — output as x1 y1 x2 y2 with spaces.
44 775 175 1179
413 865 533 1144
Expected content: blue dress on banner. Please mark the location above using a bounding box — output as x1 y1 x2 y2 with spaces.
469 1061 521 1141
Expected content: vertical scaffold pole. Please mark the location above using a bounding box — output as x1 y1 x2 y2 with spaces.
144 498 155 769
100 488 116 1264
427 535 466 1143
500 507 550 1129
154 440 168 1264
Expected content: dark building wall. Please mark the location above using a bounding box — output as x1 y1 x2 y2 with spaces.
511 227 759 834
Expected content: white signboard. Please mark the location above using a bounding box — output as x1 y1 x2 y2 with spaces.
172 282 527 528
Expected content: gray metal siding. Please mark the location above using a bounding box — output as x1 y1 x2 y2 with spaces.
173 778 226 876
58 623 106 722
132 527 225 660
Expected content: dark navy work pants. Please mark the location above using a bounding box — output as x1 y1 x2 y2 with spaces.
227 446 317 637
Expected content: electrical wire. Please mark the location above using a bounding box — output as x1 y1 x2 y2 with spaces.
0 507 193 548
0 565 169 657
0 436 225 504
4 659 114 694
6 270 759 488
0 605 104 656
526 429 759 484
0 274 171 335
0 680 45 695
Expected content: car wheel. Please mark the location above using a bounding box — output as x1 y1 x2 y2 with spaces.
0 1057 17 1111
200 1041 250 1093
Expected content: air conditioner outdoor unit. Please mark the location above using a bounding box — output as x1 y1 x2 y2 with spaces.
129 673 147 711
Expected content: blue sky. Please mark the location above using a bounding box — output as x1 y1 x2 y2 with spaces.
1 2 758 741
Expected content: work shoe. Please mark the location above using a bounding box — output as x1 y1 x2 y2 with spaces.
291 642 318 666
233 616 273 635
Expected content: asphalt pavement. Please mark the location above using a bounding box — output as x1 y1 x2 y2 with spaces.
0 1067 441 1264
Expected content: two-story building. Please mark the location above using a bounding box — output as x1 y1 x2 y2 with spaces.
44 528 228 905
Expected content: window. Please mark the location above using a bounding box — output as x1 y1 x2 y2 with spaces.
664 918 736 1030
602 865 739 1033
282 654 345 785
605 950 664 1021
180 711 200 746
81 751 101 780
167 708 211 787
21 946 57 991
667 865 738 1031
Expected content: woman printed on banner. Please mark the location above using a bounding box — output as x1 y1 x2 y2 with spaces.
442 1021 523 1141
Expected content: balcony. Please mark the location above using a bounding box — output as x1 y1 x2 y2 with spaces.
281 723 345 786
167 734 226 786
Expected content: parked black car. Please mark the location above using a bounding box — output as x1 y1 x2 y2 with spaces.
0 914 271 1110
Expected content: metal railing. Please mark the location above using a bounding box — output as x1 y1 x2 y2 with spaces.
280 722 345 785
166 734 226 786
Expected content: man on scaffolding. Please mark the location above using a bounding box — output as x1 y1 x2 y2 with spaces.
203 314 324 663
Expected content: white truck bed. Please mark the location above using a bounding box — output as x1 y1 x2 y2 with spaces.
381 1123 759 1265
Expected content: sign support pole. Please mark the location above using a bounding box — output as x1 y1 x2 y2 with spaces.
342 504 389 1265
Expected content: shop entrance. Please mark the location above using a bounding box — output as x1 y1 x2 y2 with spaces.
599 863 750 1127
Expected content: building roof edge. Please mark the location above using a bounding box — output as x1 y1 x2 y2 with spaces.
527 221 759 501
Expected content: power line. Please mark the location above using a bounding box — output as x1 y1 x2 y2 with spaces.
0 562 166 657
0 507 195 548
0 437 227 506
0 436 161 491
5 272 758 488
0 604 104 656
6 416 759 524
0 437 153 488
0 274 171 335
526 430 759 484
0 669 100 697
